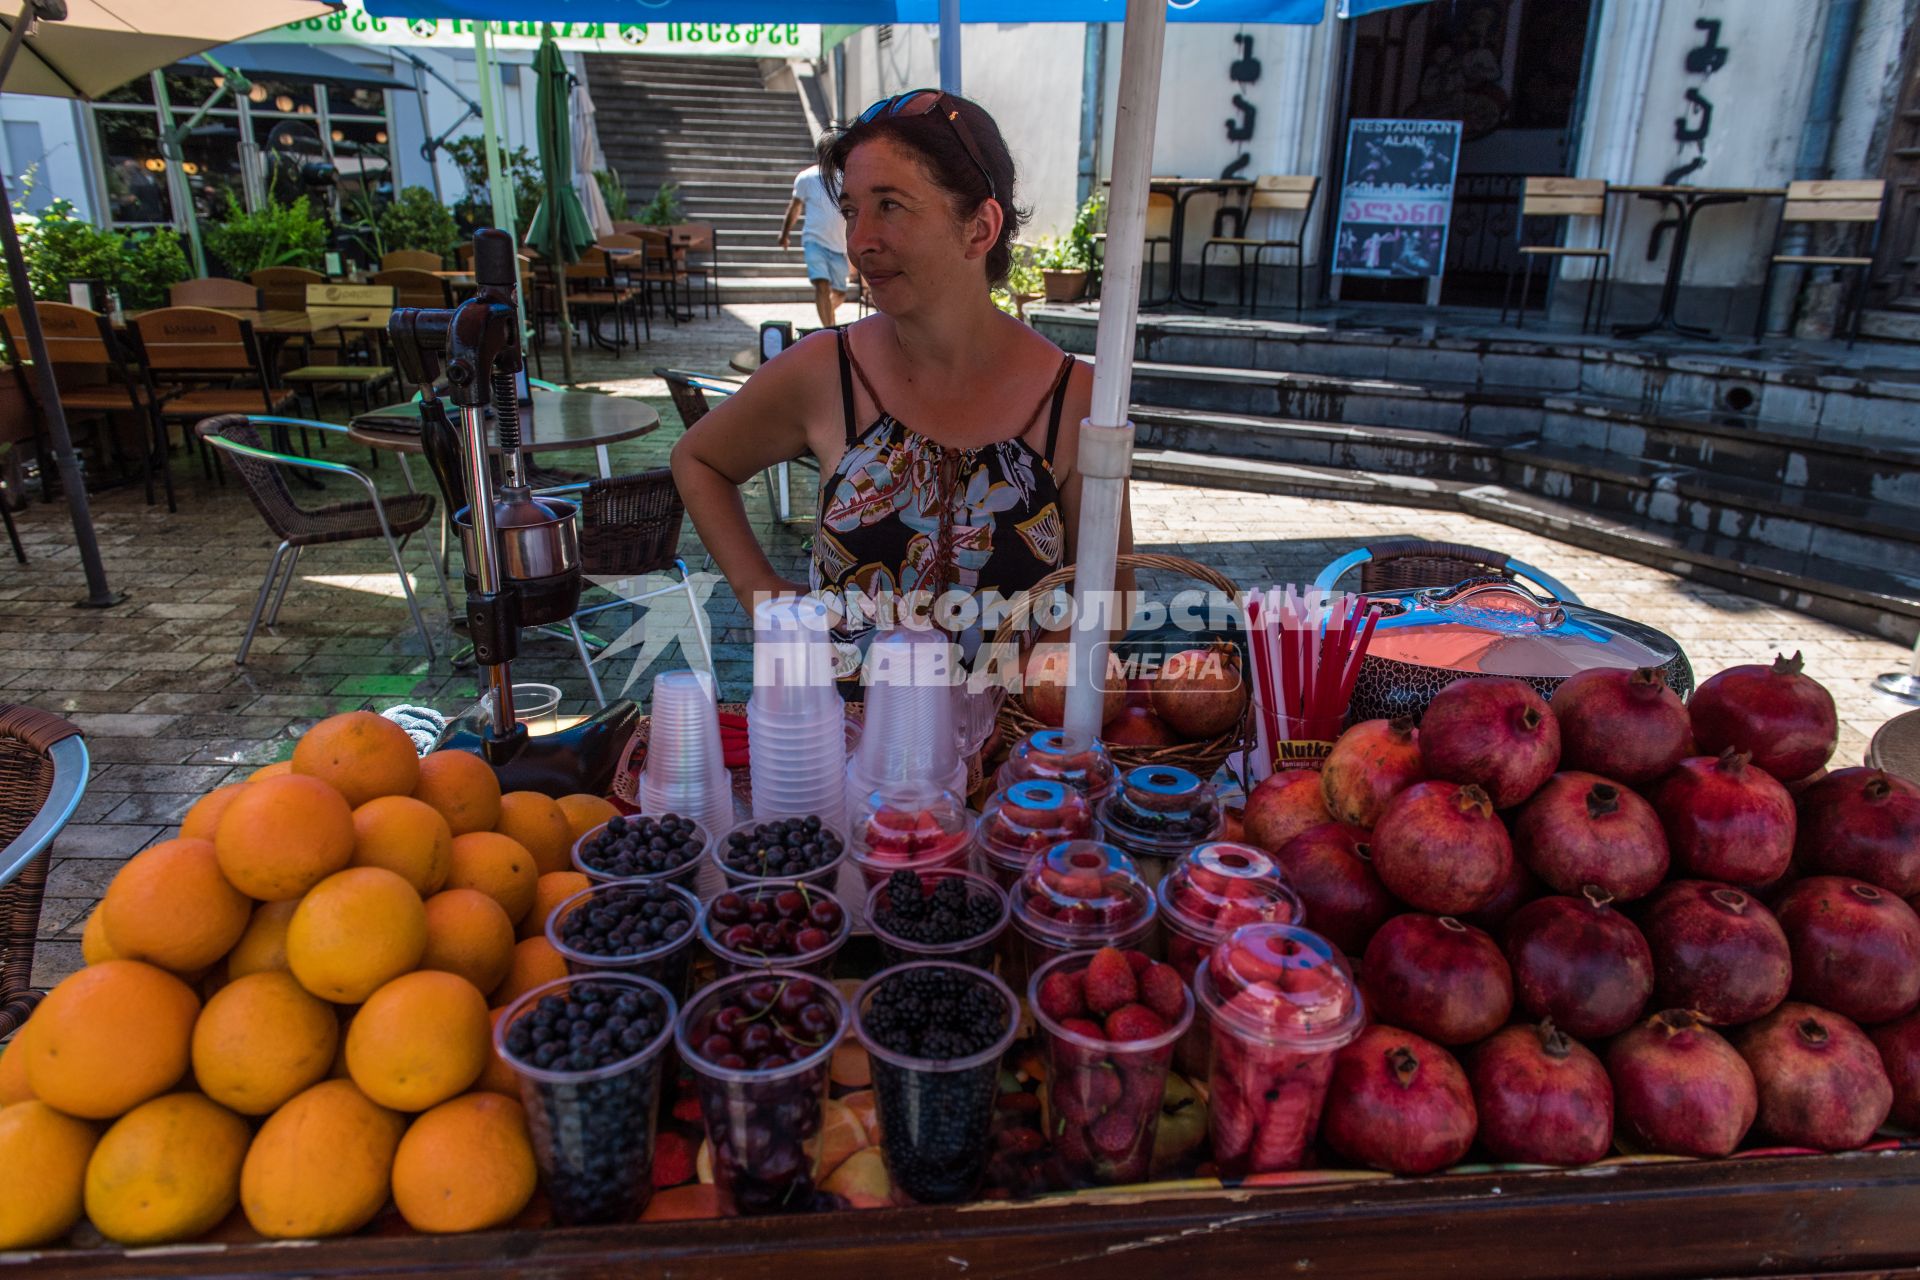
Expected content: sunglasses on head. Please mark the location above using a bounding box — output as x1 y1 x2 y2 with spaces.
855 89 998 203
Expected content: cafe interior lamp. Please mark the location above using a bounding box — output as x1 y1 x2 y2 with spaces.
375 130 388 144
274 93 293 111
142 157 165 172
248 83 268 103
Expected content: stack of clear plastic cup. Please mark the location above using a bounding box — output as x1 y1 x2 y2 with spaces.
640 669 734 855
976 780 1100 890
1004 839 1158 998
994 728 1119 803
847 626 967 808
1098 764 1225 891
1196 923 1365 1178
749 597 848 830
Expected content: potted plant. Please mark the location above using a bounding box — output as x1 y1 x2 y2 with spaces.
637 183 683 227
995 242 1046 320
1037 238 1087 303
204 192 329 276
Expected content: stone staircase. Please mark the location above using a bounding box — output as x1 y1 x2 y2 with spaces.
583 53 816 304
1032 309 1920 645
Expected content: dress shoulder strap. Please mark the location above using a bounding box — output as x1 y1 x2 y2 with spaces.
1043 354 1076 463
833 327 858 447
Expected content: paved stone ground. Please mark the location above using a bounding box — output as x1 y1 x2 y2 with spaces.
4 300 1914 993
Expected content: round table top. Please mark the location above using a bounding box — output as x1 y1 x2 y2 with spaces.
347 388 660 455
730 347 761 375
1869 709 1920 785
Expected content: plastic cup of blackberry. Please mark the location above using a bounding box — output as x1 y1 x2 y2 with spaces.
714 814 850 891
697 879 852 978
545 879 702 1002
1027 947 1194 1189
495 971 679 1225
571 812 710 889
864 867 1010 971
675 968 851 1215
853 960 1018 1204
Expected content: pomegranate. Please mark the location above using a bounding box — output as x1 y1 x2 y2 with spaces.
1101 705 1180 747
1321 1025 1477 1175
1125 677 1151 709
1794 768 1920 897
1021 644 1123 729
1776 877 1920 1024
1320 718 1424 828
1149 643 1247 739
1219 804 1247 845
1688 651 1838 784
1271 823 1398 958
1469 1022 1613 1166
1462 853 1544 937
1607 1010 1757 1157
1513 771 1670 902
1867 1012 1920 1129
1371 781 1513 915
1362 914 1513 1046
1735 1002 1892 1151
1417 676 1560 809
1504 888 1654 1040
1549 665 1693 786
1242 769 1333 854
1654 750 1796 887
1641 880 1791 1026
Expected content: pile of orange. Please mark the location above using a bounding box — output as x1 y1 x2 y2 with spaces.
0 710 624 1250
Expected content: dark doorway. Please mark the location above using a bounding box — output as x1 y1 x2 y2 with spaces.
1333 0 1596 307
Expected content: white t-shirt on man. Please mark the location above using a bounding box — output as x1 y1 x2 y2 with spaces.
792 165 847 256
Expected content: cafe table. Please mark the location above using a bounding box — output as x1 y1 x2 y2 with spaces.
1607 184 1784 339
1104 177 1254 309
348 385 660 485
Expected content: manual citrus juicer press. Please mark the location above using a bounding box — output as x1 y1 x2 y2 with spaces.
386 228 637 795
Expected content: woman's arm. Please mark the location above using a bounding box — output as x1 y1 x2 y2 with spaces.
668 333 837 610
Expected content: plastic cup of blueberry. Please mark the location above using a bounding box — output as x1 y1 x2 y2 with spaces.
714 815 850 891
864 867 1010 971
675 968 851 1215
853 960 1018 1204
495 971 679 1225
698 879 852 978
545 879 702 1001
572 812 710 888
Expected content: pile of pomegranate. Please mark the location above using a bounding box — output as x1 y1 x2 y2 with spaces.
1241 653 1920 1167
1022 643 1249 749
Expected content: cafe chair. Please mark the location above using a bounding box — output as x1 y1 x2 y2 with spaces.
654 365 807 527
249 267 326 313
280 284 398 422
1 456 22 564
0 702 86 1038
169 278 262 310
1500 178 1613 334
197 415 449 665
1200 175 1319 318
1313 539 1580 603
566 247 645 350
672 222 722 319
380 249 445 273
371 268 454 311
1 302 172 508
1753 179 1887 345
129 307 299 500
546 468 714 707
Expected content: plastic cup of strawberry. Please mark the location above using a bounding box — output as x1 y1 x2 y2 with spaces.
977 780 1099 890
995 728 1119 803
1193 923 1364 1178
1005 841 1159 999
849 781 977 889
1156 843 1303 986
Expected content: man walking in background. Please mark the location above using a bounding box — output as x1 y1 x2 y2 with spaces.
781 160 849 328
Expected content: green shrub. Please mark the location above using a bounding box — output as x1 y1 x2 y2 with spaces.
636 183 682 227
378 186 459 261
446 137 542 233
204 191 329 275
118 227 190 309
0 189 188 311
594 169 630 222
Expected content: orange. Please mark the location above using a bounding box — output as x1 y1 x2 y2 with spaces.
215 774 355 901
0 1026 33 1105
24 961 199 1120
79 906 119 966
250 760 294 781
523 871 591 942
191 971 339 1116
240 1078 406 1239
490 936 567 1008
350 794 452 896
446 831 538 926
391 1092 537 1232
286 867 428 1004
225 900 298 980
84 1092 249 1246
475 1008 520 1096
420 889 516 995
100 837 252 974
292 711 422 809
346 970 490 1112
494 792 573 876
180 782 249 842
0 1101 98 1248
555 793 618 846
412 750 503 836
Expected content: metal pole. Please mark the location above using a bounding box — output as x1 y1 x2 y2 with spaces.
938 0 962 94
151 70 207 279
471 27 535 361
0 3 122 608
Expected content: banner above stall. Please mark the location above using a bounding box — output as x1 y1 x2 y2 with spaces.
257 0 822 56
365 0 1324 27
1335 0 1430 15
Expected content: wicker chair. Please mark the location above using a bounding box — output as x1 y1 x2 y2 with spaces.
654 366 813 526
197 415 450 664
0 704 87 1038
552 469 714 707
1313 539 1581 603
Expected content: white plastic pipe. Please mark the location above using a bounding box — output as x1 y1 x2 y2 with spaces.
1061 0 1165 748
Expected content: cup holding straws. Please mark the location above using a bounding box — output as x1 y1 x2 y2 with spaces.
1241 587 1380 780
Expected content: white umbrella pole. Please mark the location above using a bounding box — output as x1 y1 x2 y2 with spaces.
1060 0 1165 747
938 0 962 92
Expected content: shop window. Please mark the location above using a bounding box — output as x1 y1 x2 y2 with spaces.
177 110 246 223
94 107 172 225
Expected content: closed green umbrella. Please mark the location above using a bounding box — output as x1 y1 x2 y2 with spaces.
527 25 595 386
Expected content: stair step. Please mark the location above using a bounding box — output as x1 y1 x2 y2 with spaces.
1131 405 1503 480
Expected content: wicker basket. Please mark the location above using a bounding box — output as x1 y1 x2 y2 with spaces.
988 551 1254 784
